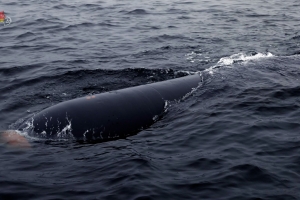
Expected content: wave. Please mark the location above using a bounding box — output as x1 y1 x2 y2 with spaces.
126 9 149 15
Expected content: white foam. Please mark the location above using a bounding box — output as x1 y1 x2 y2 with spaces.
14 130 43 141
217 52 273 66
206 52 274 75
185 50 211 63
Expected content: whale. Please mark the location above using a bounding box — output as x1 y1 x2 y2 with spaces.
1 73 201 146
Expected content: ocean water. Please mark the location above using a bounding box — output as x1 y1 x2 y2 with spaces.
1 0 300 199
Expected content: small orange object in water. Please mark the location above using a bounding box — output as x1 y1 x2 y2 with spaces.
0 11 5 22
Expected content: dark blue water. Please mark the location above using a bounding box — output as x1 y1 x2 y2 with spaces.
1 0 300 199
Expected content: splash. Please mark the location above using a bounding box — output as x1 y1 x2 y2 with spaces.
206 52 274 75
217 52 274 66
56 114 74 139
152 100 170 122
7 117 46 142
185 50 212 64
8 112 75 141
181 72 203 100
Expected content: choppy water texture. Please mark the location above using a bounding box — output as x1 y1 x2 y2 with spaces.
1 0 300 199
